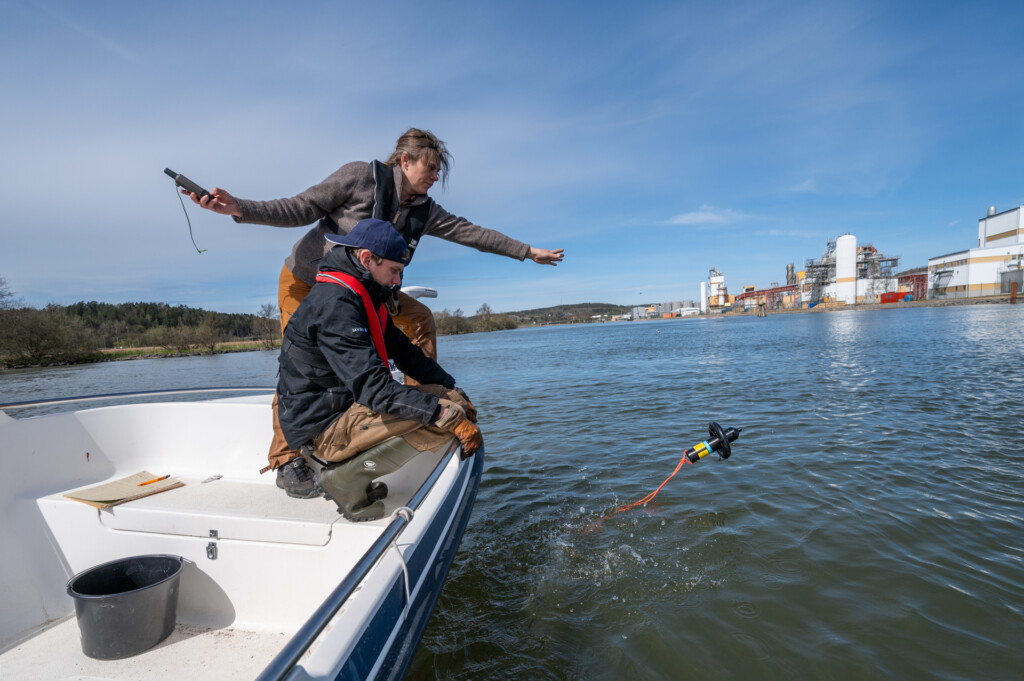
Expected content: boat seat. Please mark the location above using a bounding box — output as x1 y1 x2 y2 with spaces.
37 439 451 549
38 476 346 547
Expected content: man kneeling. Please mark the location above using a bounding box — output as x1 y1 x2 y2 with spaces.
276 218 482 521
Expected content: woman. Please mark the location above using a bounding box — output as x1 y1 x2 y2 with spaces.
189 128 563 481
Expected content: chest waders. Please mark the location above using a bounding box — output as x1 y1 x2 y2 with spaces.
309 272 431 522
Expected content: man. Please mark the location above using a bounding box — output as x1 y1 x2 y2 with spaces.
276 218 482 521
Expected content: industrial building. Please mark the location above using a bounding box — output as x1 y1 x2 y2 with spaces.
734 282 799 311
928 205 1024 299
703 268 733 312
799 235 901 306
694 205 1021 313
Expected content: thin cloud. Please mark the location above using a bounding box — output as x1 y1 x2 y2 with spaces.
668 205 750 226
755 228 820 239
786 179 818 193
36 4 142 64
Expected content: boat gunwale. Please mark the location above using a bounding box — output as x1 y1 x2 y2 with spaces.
0 386 275 411
255 438 464 681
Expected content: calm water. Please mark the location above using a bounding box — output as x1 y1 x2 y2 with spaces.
3 305 1022 680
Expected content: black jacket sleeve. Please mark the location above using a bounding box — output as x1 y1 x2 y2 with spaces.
384 319 456 389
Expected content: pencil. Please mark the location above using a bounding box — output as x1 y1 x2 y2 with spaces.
137 474 170 486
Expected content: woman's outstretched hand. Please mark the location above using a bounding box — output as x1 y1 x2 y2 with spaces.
529 247 564 266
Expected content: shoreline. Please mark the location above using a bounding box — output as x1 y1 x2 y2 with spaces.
3 295 1016 369
721 293 1015 317
526 294 1017 326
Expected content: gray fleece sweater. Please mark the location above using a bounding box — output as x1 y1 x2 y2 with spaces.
234 161 532 285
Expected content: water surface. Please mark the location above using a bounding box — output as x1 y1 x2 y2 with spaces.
3 305 1022 680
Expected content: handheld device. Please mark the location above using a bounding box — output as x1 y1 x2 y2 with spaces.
163 168 210 200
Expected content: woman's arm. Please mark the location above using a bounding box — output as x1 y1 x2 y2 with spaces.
424 202 563 264
189 161 371 228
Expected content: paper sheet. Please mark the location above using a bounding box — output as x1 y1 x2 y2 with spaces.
64 470 183 509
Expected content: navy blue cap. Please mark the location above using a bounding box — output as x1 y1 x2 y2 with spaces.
325 219 409 263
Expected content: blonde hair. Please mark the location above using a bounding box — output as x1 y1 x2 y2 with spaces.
384 128 452 188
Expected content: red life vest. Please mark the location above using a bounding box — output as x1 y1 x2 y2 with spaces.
315 272 390 376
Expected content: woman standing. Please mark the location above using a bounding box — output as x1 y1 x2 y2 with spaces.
189 128 563 492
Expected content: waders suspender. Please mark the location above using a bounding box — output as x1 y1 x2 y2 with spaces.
371 160 429 264
314 272 391 377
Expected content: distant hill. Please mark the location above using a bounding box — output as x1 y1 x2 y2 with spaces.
507 302 630 326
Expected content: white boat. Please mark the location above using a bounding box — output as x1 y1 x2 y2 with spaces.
0 389 483 680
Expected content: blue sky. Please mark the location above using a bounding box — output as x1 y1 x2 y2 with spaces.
1 0 1022 315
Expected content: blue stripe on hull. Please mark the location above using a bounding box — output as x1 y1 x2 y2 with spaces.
334 448 484 681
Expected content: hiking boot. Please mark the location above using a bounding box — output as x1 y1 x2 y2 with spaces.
276 457 323 499
321 437 425 521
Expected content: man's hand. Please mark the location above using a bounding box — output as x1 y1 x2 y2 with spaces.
528 247 564 266
187 186 242 218
435 399 483 457
452 387 477 422
453 418 482 459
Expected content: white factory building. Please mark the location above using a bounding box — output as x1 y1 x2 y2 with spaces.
800 234 901 306
928 205 1024 299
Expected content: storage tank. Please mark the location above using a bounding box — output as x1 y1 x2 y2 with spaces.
835 234 857 305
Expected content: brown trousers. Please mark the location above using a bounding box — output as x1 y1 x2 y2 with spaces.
312 384 466 463
267 266 439 469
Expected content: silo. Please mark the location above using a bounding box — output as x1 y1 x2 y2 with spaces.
700 282 708 314
836 234 857 305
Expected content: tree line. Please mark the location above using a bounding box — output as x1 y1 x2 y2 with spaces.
0 277 279 367
435 303 519 335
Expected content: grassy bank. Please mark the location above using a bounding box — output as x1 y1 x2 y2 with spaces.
2 340 281 369
95 339 281 360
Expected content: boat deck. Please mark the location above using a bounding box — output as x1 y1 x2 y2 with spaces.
2 616 289 681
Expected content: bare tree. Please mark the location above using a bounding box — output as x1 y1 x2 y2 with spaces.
195 311 225 353
254 303 282 348
0 275 20 310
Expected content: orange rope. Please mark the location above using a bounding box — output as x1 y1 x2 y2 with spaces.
608 453 693 517
581 451 696 534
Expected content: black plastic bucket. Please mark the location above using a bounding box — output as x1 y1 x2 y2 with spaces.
66 554 184 660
